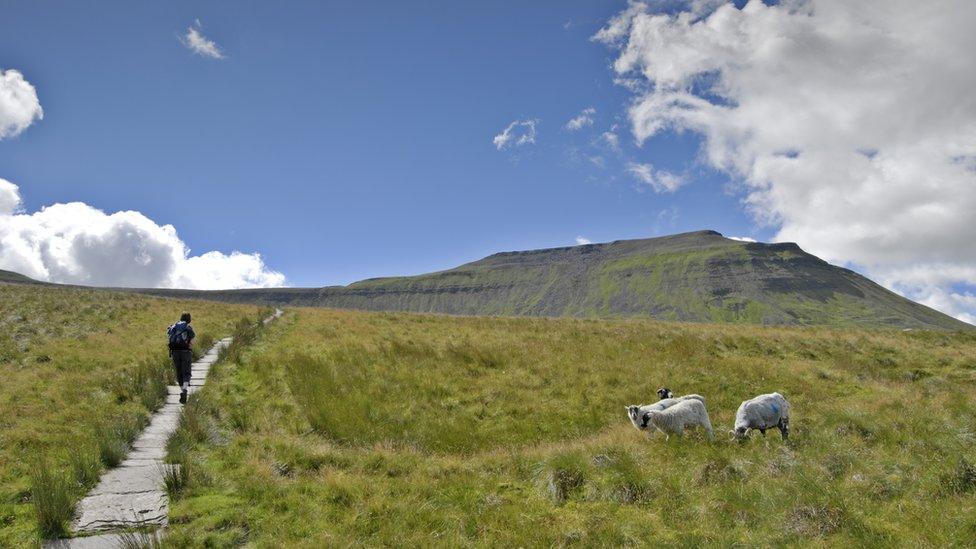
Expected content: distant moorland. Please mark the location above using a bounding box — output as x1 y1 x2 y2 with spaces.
2 231 970 330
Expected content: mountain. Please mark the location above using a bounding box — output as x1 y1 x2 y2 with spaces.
1 231 969 330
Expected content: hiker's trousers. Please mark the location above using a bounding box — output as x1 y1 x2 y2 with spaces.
170 349 193 389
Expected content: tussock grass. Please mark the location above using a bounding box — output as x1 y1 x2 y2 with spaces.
95 415 143 467
117 528 164 549
162 308 976 546
0 284 260 545
28 458 74 538
160 463 189 497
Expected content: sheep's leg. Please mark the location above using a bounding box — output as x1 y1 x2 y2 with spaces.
759 428 766 436
700 416 714 442
778 418 790 440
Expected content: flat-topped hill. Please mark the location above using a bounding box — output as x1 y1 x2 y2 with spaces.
2 231 969 330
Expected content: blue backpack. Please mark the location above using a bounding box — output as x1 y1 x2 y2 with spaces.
168 321 191 350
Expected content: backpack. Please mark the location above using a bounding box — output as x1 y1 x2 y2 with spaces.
168 321 191 350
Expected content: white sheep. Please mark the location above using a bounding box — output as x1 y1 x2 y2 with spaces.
731 392 791 441
627 398 714 441
625 394 706 431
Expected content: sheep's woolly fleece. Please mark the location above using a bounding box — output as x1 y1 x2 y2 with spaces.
643 398 714 441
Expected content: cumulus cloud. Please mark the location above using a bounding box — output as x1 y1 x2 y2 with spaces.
0 69 43 139
565 107 596 131
596 0 976 323
181 20 225 59
0 180 284 289
493 119 538 150
575 236 593 245
0 178 21 215
627 162 686 193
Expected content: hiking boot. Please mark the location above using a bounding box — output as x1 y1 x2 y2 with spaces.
179 390 188 404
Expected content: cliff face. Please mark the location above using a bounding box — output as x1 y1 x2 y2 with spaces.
3 230 970 330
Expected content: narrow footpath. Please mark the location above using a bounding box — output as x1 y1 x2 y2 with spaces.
47 309 282 548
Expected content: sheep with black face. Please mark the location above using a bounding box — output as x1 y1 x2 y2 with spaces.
626 394 712 440
640 399 714 441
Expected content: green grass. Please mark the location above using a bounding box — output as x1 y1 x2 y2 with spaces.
0 284 261 545
164 307 976 546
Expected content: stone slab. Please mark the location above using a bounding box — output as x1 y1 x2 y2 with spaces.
119 458 161 467
73 490 168 531
90 466 167 496
132 434 169 449
125 447 167 461
44 532 129 548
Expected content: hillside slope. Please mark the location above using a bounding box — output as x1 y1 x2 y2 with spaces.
2 231 968 329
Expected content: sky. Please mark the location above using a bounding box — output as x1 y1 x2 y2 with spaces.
1 1 974 323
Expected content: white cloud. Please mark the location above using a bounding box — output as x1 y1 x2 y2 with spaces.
0 69 43 139
181 20 225 59
575 236 593 245
493 119 538 150
728 236 757 243
627 162 686 193
601 130 621 152
597 0 976 323
0 178 21 215
565 107 596 131
0 179 284 289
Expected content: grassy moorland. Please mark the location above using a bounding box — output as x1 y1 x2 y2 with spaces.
165 307 976 546
0 284 262 545
129 232 968 330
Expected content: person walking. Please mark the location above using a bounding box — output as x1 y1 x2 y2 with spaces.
167 311 195 404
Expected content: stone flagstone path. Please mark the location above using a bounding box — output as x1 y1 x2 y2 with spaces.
47 309 282 548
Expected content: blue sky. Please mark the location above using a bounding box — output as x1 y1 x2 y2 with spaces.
0 0 758 287
2 0 973 323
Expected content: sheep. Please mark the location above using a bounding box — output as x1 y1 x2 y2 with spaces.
640 398 714 441
625 393 706 431
731 392 791 441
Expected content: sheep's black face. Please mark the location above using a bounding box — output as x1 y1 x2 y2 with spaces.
625 406 643 430
656 387 673 400
732 426 749 440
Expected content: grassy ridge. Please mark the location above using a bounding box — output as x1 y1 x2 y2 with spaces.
117 231 971 330
0 284 261 545
165 308 976 546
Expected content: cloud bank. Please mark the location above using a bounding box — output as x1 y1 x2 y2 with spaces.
596 0 976 323
0 69 43 139
493 119 538 150
181 20 225 59
0 179 284 290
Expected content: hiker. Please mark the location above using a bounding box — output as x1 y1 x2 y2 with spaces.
168 312 195 404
